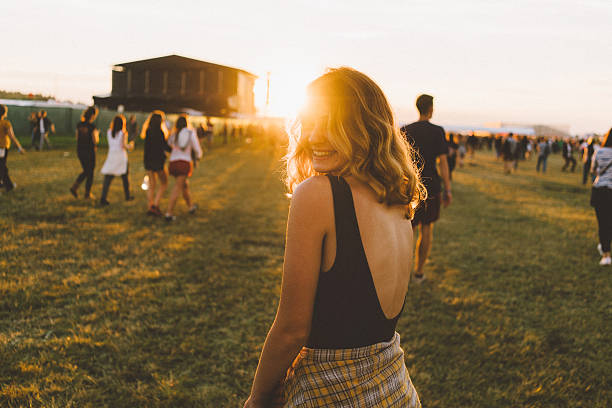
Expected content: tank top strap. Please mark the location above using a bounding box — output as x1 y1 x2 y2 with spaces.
326 175 361 266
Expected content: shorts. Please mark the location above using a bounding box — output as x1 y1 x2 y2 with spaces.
412 193 441 226
169 160 193 177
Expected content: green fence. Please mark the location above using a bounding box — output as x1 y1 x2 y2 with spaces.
3 102 266 148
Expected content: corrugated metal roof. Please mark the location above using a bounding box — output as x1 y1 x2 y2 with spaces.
113 54 257 78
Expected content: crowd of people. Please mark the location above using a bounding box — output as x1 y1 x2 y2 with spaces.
444 131 605 184
68 107 203 221
441 130 612 267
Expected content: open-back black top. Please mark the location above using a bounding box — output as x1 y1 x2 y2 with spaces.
306 175 405 349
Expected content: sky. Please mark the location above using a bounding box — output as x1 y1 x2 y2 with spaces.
2 0 611 134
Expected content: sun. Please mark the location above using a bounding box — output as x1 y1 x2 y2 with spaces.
254 68 319 118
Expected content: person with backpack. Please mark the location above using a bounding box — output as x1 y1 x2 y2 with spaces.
164 114 202 221
590 128 612 266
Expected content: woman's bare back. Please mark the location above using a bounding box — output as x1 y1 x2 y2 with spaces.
320 176 413 319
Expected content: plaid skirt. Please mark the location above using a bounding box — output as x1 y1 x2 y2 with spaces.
272 332 420 407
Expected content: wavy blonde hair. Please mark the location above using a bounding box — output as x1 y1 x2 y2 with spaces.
285 67 425 218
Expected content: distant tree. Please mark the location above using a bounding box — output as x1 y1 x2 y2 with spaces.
0 90 54 101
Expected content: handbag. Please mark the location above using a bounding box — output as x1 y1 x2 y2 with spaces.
591 160 612 206
593 158 612 185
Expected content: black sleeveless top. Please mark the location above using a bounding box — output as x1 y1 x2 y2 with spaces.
76 121 97 152
306 175 404 349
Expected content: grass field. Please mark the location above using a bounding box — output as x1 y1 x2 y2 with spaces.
1 139 610 407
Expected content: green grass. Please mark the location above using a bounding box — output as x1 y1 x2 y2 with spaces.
1 145 610 407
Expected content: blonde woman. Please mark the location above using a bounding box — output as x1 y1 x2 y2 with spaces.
244 68 424 408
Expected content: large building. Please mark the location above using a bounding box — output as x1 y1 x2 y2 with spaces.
93 55 257 117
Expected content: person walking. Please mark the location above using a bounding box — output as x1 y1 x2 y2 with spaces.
447 132 458 179
401 94 452 283
141 110 171 216
70 107 99 199
536 137 551 173
127 115 139 142
590 129 612 266
244 67 422 408
28 112 38 149
0 104 25 192
37 110 54 150
165 114 202 221
502 133 517 174
562 139 577 172
583 137 596 185
204 118 214 149
99 115 134 206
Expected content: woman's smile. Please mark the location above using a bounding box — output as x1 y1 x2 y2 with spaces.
312 149 336 158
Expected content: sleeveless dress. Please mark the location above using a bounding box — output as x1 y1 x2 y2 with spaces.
274 175 420 408
101 130 128 176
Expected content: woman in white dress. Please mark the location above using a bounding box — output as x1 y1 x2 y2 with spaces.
100 114 134 206
165 114 202 221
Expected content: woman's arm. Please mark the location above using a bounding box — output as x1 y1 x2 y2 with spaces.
93 128 99 145
245 176 332 407
123 131 134 151
590 155 598 175
8 125 24 153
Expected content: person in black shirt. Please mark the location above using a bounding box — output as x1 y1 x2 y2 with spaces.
141 110 171 216
70 106 99 199
447 132 458 179
401 94 452 283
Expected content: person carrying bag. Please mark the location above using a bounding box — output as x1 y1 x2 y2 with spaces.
590 128 612 266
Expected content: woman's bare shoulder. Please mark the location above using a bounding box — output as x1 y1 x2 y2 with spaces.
290 176 333 221
292 175 331 200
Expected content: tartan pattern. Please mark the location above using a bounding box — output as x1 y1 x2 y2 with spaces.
274 332 420 407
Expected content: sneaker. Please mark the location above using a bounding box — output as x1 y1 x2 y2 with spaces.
100 199 110 206
165 214 176 222
600 256 611 266
597 244 604 256
125 195 135 201
146 207 156 216
151 206 163 216
189 204 198 214
69 186 78 198
412 274 426 284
